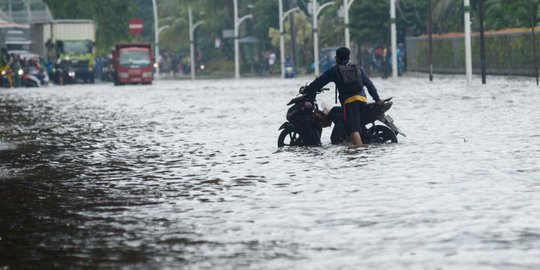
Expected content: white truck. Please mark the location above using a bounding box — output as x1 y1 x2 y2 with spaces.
31 19 96 83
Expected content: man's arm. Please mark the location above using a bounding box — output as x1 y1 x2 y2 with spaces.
360 68 381 102
303 68 335 96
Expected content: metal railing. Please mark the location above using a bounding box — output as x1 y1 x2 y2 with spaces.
406 30 540 77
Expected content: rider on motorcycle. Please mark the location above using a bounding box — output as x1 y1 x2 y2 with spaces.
302 47 384 146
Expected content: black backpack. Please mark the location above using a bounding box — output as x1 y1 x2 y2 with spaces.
337 64 363 95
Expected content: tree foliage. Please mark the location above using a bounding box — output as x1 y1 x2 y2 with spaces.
484 0 540 29
43 0 540 68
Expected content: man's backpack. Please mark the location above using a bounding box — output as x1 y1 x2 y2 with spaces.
337 64 363 95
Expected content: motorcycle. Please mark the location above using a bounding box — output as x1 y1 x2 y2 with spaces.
19 68 41 87
0 65 14 87
277 87 406 147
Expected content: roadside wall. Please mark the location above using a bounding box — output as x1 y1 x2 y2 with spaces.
406 28 540 76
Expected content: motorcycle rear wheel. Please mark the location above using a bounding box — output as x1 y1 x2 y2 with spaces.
278 127 302 147
367 125 398 144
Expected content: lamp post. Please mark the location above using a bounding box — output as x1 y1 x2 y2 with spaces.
152 0 170 79
189 5 204 80
479 0 486 84
279 0 300 78
22 0 30 23
390 0 398 78
155 25 169 78
312 0 334 76
152 0 160 78
428 0 433 81
530 0 539 85
464 0 473 86
234 0 253 79
343 0 355 49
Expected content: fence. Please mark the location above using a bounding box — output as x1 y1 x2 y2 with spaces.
406 28 540 77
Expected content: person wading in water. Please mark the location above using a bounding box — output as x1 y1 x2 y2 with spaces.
302 47 384 146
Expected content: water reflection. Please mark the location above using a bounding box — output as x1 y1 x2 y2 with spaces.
1 77 540 268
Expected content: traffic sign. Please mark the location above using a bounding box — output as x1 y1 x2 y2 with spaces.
128 18 144 35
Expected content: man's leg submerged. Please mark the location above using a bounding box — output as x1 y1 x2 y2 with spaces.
349 131 363 145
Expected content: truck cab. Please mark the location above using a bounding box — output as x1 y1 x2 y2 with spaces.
56 39 95 83
112 43 153 85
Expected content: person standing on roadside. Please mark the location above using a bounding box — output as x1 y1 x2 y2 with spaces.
268 50 276 75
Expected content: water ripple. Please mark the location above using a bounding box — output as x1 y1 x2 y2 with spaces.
1 77 539 269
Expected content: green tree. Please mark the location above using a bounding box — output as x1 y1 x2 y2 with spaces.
485 0 539 29
348 0 390 46
269 12 314 70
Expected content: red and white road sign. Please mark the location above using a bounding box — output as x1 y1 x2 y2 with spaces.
128 18 144 35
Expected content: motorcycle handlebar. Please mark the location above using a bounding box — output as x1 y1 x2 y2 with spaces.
299 86 330 94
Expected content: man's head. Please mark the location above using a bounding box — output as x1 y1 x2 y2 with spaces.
335 47 350 64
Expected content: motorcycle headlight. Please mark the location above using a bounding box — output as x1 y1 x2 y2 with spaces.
1 70 5 75
17 69 24 76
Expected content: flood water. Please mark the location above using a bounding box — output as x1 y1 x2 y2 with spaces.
1 75 539 269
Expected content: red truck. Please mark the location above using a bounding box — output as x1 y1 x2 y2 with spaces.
112 43 153 85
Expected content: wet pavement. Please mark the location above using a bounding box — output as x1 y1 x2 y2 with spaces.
1 76 539 269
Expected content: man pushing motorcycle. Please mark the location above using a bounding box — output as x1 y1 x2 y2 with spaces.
302 47 384 146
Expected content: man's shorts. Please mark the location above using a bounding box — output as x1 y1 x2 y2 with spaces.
344 101 366 134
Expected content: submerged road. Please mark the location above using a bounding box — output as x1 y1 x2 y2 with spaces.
1 76 539 269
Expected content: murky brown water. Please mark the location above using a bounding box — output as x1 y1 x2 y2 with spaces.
1 76 540 269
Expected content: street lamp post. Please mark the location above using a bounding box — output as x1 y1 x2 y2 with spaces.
152 0 170 79
234 0 253 79
390 0 398 78
279 0 300 78
428 0 433 82
189 5 204 80
156 25 170 78
152 0 160 78
312 0 334 76
530 0 539 85
464 0 473 86
344 0 355 49
22 0 31 23
479 0 486 84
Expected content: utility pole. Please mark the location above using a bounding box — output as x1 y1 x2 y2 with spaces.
428 0 433 81
479 0 486 84
8 0 12 21
464 0 473 86
390 0 398 78
290 0 298 76
531 0 539 85
279 0 299 78
344 0 355 49
189 5 204 80
152 0 160 78
312 0 334 76
234 0 253 78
